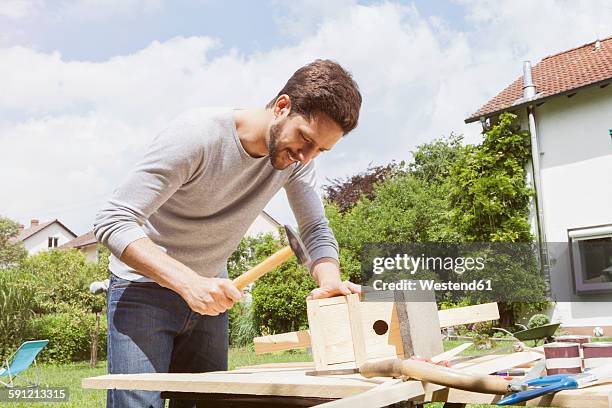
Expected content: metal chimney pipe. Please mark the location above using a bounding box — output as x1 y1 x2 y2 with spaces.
523 60 550 294
523 61 536 99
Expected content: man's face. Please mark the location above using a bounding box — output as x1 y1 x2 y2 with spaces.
267 112 343 170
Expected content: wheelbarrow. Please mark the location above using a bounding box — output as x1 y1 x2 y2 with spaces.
494 323 560 346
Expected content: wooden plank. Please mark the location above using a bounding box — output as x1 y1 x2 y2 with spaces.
315 380 424 408
83 362 612 407
453 351 543 374
307 298 329 370
82 370 381 399
316 298 355 366
438 303 499 328
236 362 313 370
431 343 473 363
394 289 444 359
346 294 366 366
253 331 311 354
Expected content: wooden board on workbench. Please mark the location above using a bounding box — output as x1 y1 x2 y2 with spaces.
83 355 612 408
82 368 386 399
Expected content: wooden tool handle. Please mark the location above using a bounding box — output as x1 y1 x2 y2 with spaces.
360 358 509 395
232 246 294 290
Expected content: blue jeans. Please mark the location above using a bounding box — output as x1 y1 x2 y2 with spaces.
106 274 228 408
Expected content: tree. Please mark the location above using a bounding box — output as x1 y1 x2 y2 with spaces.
449 113 533 242
0 217 27 269
448 113 547 325
323 162 405 214
410 133 466 185
327 121 547 325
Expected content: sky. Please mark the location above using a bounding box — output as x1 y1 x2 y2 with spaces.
1 0 611 235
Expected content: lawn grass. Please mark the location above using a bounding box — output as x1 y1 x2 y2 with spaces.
0 344 546 407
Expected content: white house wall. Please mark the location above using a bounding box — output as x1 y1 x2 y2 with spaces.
22 223 76 255
529 84 612 328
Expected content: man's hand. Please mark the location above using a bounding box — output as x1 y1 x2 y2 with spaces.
179 276 243 316
120 238 243 316
308 257 361 300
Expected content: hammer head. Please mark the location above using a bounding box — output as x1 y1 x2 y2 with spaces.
284 225 311 265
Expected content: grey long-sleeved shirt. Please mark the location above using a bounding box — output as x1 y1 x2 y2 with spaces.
93 107 339 282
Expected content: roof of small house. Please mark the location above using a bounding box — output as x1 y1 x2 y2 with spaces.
465 37 612 123
15 219 77 242
59 230 97 249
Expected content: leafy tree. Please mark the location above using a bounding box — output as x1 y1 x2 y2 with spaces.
0 217 27 269
449 113 533 242
327 174 459 288
323 162 405 214
410 133 466 185
448 113 547 325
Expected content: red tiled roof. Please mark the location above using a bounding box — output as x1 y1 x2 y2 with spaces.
465 37 612 123
59 230 97 249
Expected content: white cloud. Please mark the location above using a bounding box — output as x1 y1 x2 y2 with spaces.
1 1 611 232
0 0 40 19
55 0 164 21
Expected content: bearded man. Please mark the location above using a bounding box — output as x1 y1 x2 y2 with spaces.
94 59 362 408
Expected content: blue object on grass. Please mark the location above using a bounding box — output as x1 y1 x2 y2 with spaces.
0 340 49 388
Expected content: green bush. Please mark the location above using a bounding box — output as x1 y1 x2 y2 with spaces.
528 313 550 329
0 271 36 361
19 248 107 314
252 258 316 334
27 308 107 364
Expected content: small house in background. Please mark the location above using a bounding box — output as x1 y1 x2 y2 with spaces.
15 219 77 255
465 37 612 334
60 230 99 262
245 210 282 238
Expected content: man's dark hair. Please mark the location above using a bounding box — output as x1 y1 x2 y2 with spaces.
267 59 362 134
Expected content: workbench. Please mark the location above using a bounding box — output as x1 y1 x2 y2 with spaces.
82 360 612 407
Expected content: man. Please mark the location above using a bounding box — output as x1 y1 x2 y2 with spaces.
94 59 362 408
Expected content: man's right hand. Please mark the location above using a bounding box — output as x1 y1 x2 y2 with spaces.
119 238 243 316
180 276 243 316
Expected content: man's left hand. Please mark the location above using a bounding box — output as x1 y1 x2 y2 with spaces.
308 257 361 300
308 279 361 300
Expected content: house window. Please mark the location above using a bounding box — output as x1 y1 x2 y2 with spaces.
48 237 59 248
568 224 612 294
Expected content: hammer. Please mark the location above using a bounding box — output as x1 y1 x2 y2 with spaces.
232 225 311 290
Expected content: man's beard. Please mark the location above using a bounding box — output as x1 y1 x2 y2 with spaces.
268 119 289 170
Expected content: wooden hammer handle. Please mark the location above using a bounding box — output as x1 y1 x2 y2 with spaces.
232 246 294 290
360 358 509 395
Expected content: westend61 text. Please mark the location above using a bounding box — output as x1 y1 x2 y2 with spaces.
372 279 493 292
